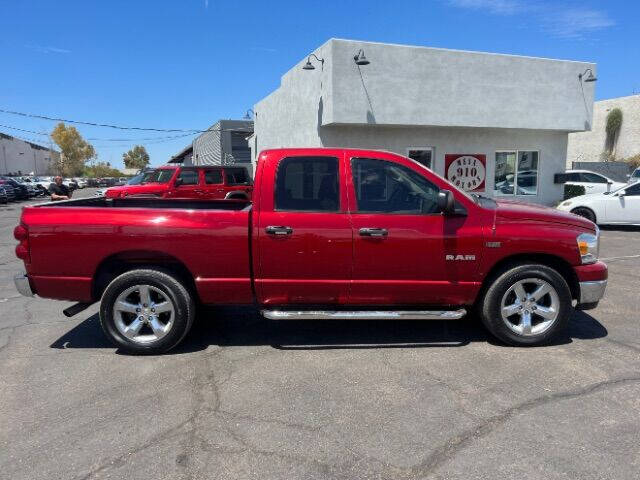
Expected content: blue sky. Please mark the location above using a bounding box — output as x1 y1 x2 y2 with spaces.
1 0 638 169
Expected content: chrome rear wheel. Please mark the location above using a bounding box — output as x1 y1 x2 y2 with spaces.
113 284 175 344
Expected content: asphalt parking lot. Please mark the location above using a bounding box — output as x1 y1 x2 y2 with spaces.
1 189 639 480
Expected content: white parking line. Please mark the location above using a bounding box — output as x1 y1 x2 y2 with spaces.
601 254 640 261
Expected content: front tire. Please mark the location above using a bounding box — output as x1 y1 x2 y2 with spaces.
480 264 571 346
99 269 195 354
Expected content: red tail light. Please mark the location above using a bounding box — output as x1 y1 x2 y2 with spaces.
13 225 27 241
14 224 30 262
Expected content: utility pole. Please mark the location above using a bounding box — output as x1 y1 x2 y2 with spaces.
1 144 6 175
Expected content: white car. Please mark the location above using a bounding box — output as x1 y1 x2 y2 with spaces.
558 182 640 225
564 169 626 195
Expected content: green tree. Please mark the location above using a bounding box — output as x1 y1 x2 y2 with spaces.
50 123 96 176
84 162 124 178
604 108 623 157
122 145 150 170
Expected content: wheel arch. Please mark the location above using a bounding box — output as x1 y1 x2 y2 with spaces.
92 250 199 302
478 253 580 304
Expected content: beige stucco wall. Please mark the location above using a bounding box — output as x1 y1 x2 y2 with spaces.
567 94 640 166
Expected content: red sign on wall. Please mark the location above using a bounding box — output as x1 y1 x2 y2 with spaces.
445 154 486 192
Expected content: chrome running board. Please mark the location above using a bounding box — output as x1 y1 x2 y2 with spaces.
261 309 467 321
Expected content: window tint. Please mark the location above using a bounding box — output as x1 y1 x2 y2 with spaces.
225 168 249 185
204 170 222 184
352 158 440 214
275 156 339 212
143 169 174 184
581 172 607 183
566 172 580 182
624 183 640 196
177 169 198 186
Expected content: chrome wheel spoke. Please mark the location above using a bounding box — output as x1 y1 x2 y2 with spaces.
138 285 152 306
535 305 556 320
149 316 168 338
123 318 144 339
153 301 172 314
520 311 532 335
502 303 521 317
531 283 551 302
115 300 139 314
513 283 527 301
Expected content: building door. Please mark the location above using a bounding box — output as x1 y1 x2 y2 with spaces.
347 155 483 305
255 154 353 305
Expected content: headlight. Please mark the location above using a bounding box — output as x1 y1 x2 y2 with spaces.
577 229 599 264
561 200 572 207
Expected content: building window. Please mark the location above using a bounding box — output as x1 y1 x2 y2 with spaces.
407 147 434 169
274 156 339 212
494 151 539 196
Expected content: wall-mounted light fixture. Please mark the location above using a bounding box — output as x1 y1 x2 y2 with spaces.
302 54 324 71
579 68 597 83
244 109 255 120
353 49 370 66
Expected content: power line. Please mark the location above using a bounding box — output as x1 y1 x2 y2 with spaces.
0 124 198 142
0 108 253 134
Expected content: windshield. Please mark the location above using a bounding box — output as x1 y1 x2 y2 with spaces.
127 173 146 185
632 169 640 179
142 169 173 184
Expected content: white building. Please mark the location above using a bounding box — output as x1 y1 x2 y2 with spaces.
1 132 59 175
250 39 597 205
567 94 640 166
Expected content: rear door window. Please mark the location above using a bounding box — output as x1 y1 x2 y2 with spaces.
177 169 198 185
274 156 339 212
204 170 223 184
224 168 249 185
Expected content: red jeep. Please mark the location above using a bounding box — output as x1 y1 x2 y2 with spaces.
105 165 252 200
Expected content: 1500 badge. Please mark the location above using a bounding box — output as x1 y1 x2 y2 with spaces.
446 255 476 261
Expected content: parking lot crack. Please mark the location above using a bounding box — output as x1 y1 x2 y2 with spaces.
407 375 640 479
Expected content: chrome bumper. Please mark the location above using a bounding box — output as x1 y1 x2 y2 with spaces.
14 272 34 297
579 280 607 304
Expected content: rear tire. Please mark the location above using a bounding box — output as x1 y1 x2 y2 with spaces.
571 207 596 223
480 264 571 346
99 268 195 354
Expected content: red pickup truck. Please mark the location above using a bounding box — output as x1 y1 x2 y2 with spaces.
104 165 253 200
14 148 607 354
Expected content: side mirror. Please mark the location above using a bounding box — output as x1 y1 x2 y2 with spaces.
437 189 455 215
616 190 626 197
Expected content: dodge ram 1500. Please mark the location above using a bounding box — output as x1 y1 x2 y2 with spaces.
14 148 607 353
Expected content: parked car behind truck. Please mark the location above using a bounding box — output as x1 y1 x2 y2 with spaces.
14 148 607 354
103 165 252 200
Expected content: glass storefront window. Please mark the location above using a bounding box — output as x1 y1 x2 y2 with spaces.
494 151 538 196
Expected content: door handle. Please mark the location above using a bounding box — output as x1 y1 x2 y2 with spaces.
265 225 293 235
359 227 388 237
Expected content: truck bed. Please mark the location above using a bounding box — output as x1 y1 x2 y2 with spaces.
34 196 251 210
21 198 253 304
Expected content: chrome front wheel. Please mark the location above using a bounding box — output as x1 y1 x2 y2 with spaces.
500 278 560 336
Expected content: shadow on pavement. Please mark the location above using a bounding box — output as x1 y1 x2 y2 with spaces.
50 307 608 355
